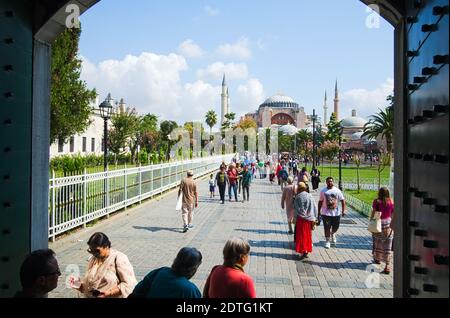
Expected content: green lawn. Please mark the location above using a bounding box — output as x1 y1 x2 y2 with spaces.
308 164 390 181
345 189 378 206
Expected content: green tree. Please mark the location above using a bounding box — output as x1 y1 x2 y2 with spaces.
160 120 179 160
108 108 140 162
205 110 218 135
326 113 342 142
362 100 394 154
221 112 236 130
50 27 97 144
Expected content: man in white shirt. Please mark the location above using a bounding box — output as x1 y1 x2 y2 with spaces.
318 177 346 249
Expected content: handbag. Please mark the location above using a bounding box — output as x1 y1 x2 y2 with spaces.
367 211 382 233
175 194 182 211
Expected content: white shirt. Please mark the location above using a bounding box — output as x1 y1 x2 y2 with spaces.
319 186 345 216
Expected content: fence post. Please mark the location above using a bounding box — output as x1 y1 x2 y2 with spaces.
124 164 127 210
83 168 87 228
139 163 142 203
51 170 56 242
151 167 154 198
106 169 110 219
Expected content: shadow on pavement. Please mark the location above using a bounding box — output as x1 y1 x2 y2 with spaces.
133 226 183 233
236 228 290 235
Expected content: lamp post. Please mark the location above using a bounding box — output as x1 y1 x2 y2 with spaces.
312 109 317 168
99 93 114 211
338 125 344 191
99 93 114 170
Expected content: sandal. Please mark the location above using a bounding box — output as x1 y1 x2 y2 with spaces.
382 268 391 274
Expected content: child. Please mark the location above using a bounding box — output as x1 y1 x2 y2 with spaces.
209 174 216 198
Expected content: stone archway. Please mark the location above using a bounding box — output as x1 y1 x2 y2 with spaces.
1 0 448 298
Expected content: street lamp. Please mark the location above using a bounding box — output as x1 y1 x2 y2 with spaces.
338 124 344 191
312 109 318 168
99 93 114 212
99 93 114 171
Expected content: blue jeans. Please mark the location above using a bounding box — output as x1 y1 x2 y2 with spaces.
228 183 238 201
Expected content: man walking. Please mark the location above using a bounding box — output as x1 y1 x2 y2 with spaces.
318 177 346 248
178 171 198 233
241 165 252 202
215 166 228 204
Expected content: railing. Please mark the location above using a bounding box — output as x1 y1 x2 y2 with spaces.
344 192 372 217
48 154 235 240
341 178 389 190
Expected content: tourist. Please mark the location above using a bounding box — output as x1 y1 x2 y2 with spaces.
371 187 395 274
203 237 256 298
311 166 321 191
209 174 216 198
298 167 309 184
241 165 252 202
227 163 238 202
129 247 202 298
15 249 61 298
318 177 346 249
278 165 289 190
236 163 243 195
281 177 297 234
178 170 198 232
73 232 137 298
276 161 283 186
216 166 229 204
294 182 318 260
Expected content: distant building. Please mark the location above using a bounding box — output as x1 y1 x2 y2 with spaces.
245 94 308 129
49 97 126 158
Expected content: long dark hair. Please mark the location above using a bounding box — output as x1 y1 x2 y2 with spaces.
377 187 391 206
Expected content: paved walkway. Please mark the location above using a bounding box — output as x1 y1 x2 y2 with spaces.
49 176 393 298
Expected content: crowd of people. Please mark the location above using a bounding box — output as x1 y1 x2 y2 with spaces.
15 155 394 298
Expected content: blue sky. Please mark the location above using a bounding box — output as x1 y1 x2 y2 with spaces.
79 0 394 126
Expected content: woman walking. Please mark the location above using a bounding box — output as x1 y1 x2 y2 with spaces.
371 187 395 274
281 177 297 234
310 166 321 191
294 182 318 260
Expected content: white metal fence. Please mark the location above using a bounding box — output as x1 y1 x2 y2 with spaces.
48 154 235 240
341 178 389 190
344 192 372 217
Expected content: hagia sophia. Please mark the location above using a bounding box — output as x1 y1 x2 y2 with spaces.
220 74 374 151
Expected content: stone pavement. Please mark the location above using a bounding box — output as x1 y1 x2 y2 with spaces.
49 176 393 298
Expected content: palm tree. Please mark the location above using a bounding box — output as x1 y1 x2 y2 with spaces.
362 106 394 154
205 110 218 136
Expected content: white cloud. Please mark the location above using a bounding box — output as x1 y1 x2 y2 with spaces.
81 53 227 124
196 62 249 80
340 78 394 119
177 39 205 58
217 37 252 60
204 5 219 16
234 78 266 118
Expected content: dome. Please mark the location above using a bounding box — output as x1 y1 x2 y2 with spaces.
260 94 299 109
341 110 368 128
279 124 298 136
351 131 364 141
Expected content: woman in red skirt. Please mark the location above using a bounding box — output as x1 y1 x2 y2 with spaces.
294 182 318 260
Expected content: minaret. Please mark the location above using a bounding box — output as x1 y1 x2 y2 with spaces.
221 74 228 125
334 79 340 120
323 91 328 125
227 87 230 115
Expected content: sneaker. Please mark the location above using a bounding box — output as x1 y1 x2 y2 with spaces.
188 224 194 229
331 234 337 244
183 226 189 233
288 230 294 234
325 241 331 249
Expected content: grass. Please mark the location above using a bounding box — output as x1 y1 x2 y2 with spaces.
345 189 378 206
306 164 390 181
